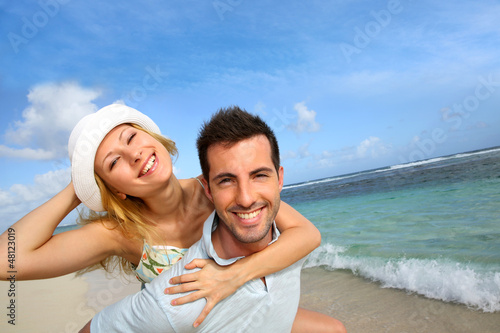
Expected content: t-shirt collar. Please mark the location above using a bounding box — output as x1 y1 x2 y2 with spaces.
202 210 280 266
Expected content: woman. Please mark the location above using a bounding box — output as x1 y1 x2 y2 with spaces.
0 104 345 332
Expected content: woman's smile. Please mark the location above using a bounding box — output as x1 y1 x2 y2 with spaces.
140 154 157 177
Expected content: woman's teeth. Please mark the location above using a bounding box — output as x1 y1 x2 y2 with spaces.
141 155 156 175
236 209 261 220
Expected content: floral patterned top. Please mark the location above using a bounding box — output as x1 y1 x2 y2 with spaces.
133 242 188 284
134 178 202 284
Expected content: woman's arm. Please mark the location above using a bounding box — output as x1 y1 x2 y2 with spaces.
225 200 320 281
0 182 126 280
166 201 321 327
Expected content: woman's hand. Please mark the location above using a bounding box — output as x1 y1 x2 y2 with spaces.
164 259 243 327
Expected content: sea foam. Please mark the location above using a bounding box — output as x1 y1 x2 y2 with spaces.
305 243 500 313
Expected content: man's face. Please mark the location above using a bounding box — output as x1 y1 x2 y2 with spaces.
203 135 284 246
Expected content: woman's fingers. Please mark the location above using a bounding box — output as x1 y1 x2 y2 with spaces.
170 290 205 306
183 258 211 270
168 271 198 285
193 299 217 327
164 281 200 295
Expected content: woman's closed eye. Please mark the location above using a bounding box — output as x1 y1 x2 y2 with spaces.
127 133 136 144
110 157 119 171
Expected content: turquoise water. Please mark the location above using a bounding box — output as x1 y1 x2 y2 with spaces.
282 147 500 312
56 147 500 312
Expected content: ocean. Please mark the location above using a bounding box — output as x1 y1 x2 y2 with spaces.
282 146 500 313
54 146 500 315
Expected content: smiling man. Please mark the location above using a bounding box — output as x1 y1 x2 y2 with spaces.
84 107 307 332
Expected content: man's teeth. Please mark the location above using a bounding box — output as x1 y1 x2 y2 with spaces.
237 209 261 219
141 155 155 175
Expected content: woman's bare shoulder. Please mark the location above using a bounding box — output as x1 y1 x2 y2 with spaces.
78 219 142 257
179 177 212 205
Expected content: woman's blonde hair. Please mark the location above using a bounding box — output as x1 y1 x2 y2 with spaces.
76 124 178 277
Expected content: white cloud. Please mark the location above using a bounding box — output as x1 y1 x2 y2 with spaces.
281 150 297 160
317 150 336 168
340 136 391 161
0 145 56 160
2 82 101 160
281 142 311 161
283 137 391 173
1 168 71 206
288 102 320 133
471 121 488 129
357 136 388 158
298 142 311 158
440 107 465 122
253 101 267 116
0 168 73 232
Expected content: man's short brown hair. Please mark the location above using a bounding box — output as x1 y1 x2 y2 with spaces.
197 106 280 182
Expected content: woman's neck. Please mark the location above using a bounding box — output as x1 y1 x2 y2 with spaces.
141 175 187 223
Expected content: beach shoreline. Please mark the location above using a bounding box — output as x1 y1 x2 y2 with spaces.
1 267 499 332
299 267 500 333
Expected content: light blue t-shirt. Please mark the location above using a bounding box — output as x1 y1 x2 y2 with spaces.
91 211 305 333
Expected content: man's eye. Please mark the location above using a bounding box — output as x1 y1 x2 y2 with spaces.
127 133 136 144
219 178 231 184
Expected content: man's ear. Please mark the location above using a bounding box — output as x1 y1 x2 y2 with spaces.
201 177 214 203
278 166 284 192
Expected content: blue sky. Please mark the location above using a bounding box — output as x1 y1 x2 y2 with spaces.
1 0 499 230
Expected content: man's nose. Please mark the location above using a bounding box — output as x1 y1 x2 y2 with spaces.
235 181 256 208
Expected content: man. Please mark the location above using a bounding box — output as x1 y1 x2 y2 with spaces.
81 107 335 332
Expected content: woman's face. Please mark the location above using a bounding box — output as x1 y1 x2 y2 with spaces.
94 124 173 199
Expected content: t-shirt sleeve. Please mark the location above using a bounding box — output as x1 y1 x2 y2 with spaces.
90 285 174 332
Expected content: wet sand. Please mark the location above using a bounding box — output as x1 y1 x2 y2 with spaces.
299 267 500 333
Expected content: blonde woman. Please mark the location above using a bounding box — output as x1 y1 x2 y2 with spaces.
0 104 343 332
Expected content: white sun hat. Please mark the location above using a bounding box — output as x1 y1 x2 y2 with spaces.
68 104 161 212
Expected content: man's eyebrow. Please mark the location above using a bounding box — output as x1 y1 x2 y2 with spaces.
250 167 274 176
212 172 236 182
212 167 274 182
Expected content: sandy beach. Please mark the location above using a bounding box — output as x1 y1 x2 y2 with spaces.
299 268 500 333
1 267 499 332
0 270 140 333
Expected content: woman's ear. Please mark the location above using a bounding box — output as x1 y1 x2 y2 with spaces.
116 192 127 200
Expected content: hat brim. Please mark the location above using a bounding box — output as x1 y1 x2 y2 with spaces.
70 104 161 212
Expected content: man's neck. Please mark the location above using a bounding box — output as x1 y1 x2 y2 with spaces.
211 217 272 259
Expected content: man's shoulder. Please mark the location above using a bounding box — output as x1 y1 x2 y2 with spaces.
141 240 208 331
